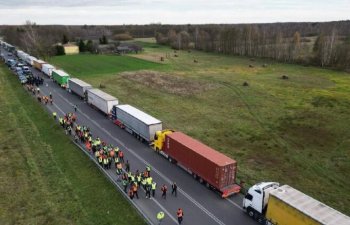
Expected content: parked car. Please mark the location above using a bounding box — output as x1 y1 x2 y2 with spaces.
22 66 31 75
15 67 22 73
20 77 27 84
6 59 15 67
16 63 25 68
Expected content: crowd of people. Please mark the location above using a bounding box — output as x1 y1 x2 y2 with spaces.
54 112 184 224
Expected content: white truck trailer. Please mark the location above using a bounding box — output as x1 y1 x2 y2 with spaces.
111 104 162 143
87 89 119 115
25 55 37 66
41 64 55 77
243 182 350 225
68 78 92 99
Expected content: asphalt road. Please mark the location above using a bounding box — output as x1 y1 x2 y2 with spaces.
1 47 258 225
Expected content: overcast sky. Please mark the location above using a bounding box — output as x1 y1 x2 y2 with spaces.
0 0 349 25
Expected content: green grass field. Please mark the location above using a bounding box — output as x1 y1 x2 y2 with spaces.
49 42 350 215
50 54 164 77
0 65 146 225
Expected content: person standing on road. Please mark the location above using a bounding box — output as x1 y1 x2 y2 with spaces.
157 211 165 225
132 183 139 199
122 175 128 193
125 160 130 172
172 182 178 197
52 112 57 120
177 208 184 224
49 92 52 99
161 184 167 199
118 150 124 163
152 181 157 197
74 104 77 112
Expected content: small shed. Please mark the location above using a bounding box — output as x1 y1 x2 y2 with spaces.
63 43 79 55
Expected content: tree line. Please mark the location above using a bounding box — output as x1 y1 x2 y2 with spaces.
1 21 349 70
155 22 350 70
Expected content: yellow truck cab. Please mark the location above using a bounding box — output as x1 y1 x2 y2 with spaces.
153 129 174 152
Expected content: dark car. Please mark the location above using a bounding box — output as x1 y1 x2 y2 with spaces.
22 66 31 74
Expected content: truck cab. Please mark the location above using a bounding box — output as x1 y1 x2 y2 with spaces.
243 182 279 221
153 129 174 153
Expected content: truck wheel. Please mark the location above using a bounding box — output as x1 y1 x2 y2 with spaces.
247 208 255 218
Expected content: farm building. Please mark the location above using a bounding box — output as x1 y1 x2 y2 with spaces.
63 43 79 55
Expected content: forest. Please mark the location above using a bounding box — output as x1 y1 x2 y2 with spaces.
1 20 349 70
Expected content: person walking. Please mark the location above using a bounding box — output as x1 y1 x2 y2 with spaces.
177 208 184 224
128 187 134 200
152 182 157 197
125 160 130 172
122 177 128 193
145 183 151 199
74 104 77 112
52 112 57 120
133 183 139 199
49 92 52 99
161 184 167 199
118 150 124 163
157 211 165 225
172 182 178 197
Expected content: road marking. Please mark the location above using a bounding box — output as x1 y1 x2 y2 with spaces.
226 198 243 210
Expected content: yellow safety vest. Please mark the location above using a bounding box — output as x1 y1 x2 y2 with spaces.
157 212 165 220
152 183 156 190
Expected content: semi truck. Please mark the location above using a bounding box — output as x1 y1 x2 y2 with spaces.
52 69 70 88
41 64 55 77
243 182 350 225
87 88 119 115
25 55 37 66
112 104 162 143
33 59 46 71
17 51 29 63
153 130 240 197
68 78 93 99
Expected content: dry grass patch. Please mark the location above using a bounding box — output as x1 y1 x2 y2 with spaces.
120 70 219 95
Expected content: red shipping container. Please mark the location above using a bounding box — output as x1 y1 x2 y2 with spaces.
164 132 239 196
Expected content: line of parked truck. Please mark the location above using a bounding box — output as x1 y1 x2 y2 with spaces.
2 40 350 225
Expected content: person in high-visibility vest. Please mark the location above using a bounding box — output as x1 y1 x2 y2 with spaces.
141 178 147 190
52 112 57 120
103 157 108 169
152 182 157 197
157 211 165 225
122 179 128 193
177 208 184 224
136 174 142 187
98 156 103 166
95 149 100 159
146 165 151 176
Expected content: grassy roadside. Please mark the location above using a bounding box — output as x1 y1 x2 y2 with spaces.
0 64 146 225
